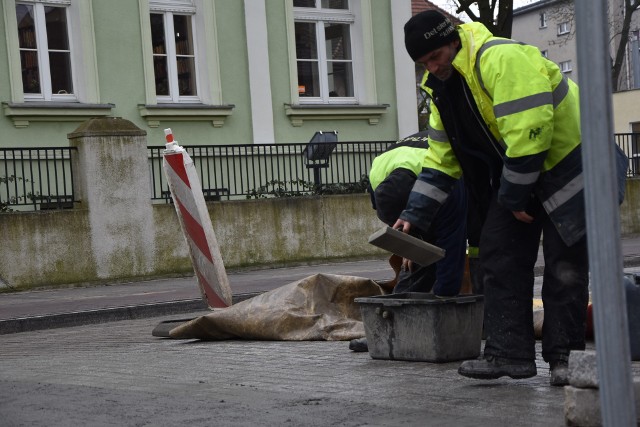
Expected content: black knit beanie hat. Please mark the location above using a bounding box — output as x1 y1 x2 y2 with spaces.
404 10 458 62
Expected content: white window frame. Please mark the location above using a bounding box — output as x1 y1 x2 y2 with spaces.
557 21 569 36
140 0 222 106
540 49 548 58
539 12 547 29
559 60 572 73
292 1 356 104
18 1 76 101
3 0 100 104
287 0 374 106
149 5 200 103
139 0 231 128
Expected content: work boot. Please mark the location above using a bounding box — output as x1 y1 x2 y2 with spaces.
458 355 537 380
349 337 368 352
549 360 569 387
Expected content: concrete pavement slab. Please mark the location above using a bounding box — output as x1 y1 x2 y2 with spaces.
0 315 574 427
2 238 640 424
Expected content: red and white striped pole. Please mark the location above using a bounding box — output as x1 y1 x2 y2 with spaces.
162 128 232 308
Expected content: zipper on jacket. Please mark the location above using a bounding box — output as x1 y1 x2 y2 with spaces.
461 79 504 160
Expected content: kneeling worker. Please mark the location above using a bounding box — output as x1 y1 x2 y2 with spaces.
350 130 469 352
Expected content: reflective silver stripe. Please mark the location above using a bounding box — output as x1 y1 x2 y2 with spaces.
493 92 553 118
475 39 523 98
542 173 584 213
494 76 568 118
502 166 540 185
412 180 449 204
428 128 449 143
552 75 569 108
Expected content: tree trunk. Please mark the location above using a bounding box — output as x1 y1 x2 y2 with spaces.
611 0 640 91
455 0 514 38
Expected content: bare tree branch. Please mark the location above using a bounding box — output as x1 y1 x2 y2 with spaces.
611 0 640 90
452 0 514 38
455 0 480 22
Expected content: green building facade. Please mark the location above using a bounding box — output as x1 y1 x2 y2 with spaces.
0 0 419 148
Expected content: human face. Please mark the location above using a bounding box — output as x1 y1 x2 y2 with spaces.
416 40 459 81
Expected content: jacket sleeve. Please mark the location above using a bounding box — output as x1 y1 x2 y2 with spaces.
399 104 461 231
479 43 554 211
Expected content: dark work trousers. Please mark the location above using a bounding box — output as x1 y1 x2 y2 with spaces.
480 191 589 363
393 263 436 294
393 179 467 296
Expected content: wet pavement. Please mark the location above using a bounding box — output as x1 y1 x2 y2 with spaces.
1 313 582 427
1 237 640 426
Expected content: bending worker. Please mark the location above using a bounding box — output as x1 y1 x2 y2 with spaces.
398 10 597 386
350 130 469 352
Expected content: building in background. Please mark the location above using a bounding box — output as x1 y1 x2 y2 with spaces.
512 0 640 134
0 0 420 149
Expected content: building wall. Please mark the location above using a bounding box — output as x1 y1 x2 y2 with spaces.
512 1 579 83
513 0 640 133
613 88 640 133
0 0 418 149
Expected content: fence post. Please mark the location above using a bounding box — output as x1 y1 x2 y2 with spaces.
67 117 157 279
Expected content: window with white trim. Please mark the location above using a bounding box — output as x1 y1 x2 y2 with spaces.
292 0 355 103
15 1 75 102
150 1 199 103
539 12 547 28
540 49 548 58
559 60 572 73
557 21 569 36
139 1 229 128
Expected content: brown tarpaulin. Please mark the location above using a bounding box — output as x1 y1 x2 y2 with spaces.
167 273 384 341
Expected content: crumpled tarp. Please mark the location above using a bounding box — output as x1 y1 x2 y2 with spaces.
167 273 384 341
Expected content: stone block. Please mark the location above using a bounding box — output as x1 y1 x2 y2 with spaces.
564 386 601 427
564 379 640 426
569 350 599 388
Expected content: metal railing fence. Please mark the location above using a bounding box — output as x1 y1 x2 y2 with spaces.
615 133 640 176
148 141 395 201
0 147 76 211
2 135 638 211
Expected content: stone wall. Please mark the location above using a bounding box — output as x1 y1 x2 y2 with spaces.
1 117 639 290
0 194 383 289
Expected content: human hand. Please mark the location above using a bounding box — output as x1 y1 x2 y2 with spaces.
392 218 412 234
401 258 413 272
512 210 534 223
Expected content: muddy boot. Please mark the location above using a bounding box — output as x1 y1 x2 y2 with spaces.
349 337 368 352
549 360 569 386
458 355 537 379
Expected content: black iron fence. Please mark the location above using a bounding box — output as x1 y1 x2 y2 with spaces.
0 147 76 212
2 135 639 211
616 133 640 177
148 141 394 201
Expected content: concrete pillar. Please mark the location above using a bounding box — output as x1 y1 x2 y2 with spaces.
68 117 156 279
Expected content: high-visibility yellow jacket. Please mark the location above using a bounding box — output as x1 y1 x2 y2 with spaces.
368 134 429 191
400 21 586 246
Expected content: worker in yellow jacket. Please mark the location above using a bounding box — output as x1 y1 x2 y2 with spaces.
397 10 615 386
368 130 469 297
349 130 473 353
